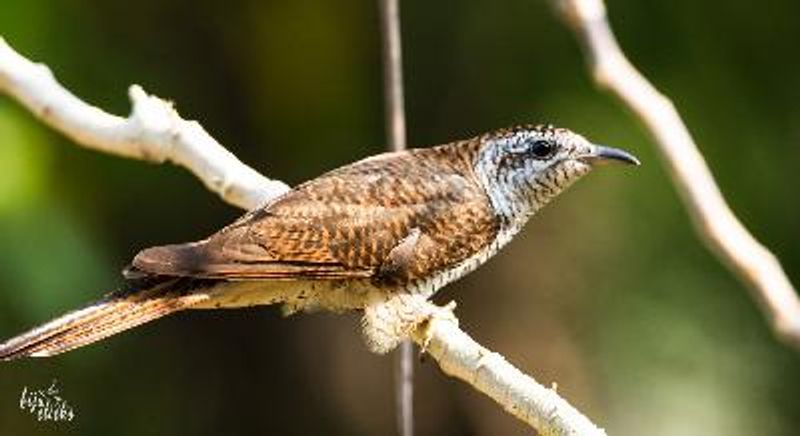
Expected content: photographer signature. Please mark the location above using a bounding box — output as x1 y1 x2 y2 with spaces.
19 379 75 422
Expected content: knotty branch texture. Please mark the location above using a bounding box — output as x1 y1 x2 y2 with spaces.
554 0 800 349
0 37 605 435
0 37 288 211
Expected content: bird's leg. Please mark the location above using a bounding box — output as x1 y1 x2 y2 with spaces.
361 293 456 354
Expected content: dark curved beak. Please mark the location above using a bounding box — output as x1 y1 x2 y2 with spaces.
585 144 641 166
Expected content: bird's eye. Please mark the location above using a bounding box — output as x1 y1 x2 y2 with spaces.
529 140 555 159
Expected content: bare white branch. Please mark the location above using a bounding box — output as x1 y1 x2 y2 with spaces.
0 37 289 210
553 0 800 349
0 37 607 434
412 308 606 436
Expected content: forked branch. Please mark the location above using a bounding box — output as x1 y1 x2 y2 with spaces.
553 0 800 349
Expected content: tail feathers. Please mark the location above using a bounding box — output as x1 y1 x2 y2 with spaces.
0 282 210 361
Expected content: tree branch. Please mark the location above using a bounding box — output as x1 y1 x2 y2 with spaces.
0 37 607 434
376 0 415 435
0 37 289 211
553 0 800 350
411 307 606 436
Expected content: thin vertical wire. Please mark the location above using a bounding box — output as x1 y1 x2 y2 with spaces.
379 0 407 152
395 341 414 436
378 1 413 436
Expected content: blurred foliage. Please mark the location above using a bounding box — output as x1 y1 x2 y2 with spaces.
0 0 799 435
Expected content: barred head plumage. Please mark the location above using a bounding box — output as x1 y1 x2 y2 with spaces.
474 124 639 223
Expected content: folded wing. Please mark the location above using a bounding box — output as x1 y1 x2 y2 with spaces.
129 146 498 284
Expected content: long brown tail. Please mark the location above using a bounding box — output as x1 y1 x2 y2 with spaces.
0 280 211 361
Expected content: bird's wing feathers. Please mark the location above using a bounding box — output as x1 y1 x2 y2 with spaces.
130 147 498 283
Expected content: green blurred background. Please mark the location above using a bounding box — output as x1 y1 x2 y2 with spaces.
1 0 799 434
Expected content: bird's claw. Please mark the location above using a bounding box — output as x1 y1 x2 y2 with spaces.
418 300 458 357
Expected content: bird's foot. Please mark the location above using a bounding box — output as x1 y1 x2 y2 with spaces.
417 300 458 356
361 294 458 355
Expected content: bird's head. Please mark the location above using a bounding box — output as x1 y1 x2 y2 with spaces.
475 124 639 222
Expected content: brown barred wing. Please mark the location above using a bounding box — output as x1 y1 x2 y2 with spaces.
128 143 496 283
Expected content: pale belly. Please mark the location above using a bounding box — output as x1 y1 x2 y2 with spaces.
189 279 386 314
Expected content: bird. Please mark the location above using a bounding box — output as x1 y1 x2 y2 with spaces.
0 124 638 360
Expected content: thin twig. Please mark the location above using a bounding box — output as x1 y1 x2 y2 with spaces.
377 0 414 435
0 37 288 211
379 0 408 153
553 0 800 349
